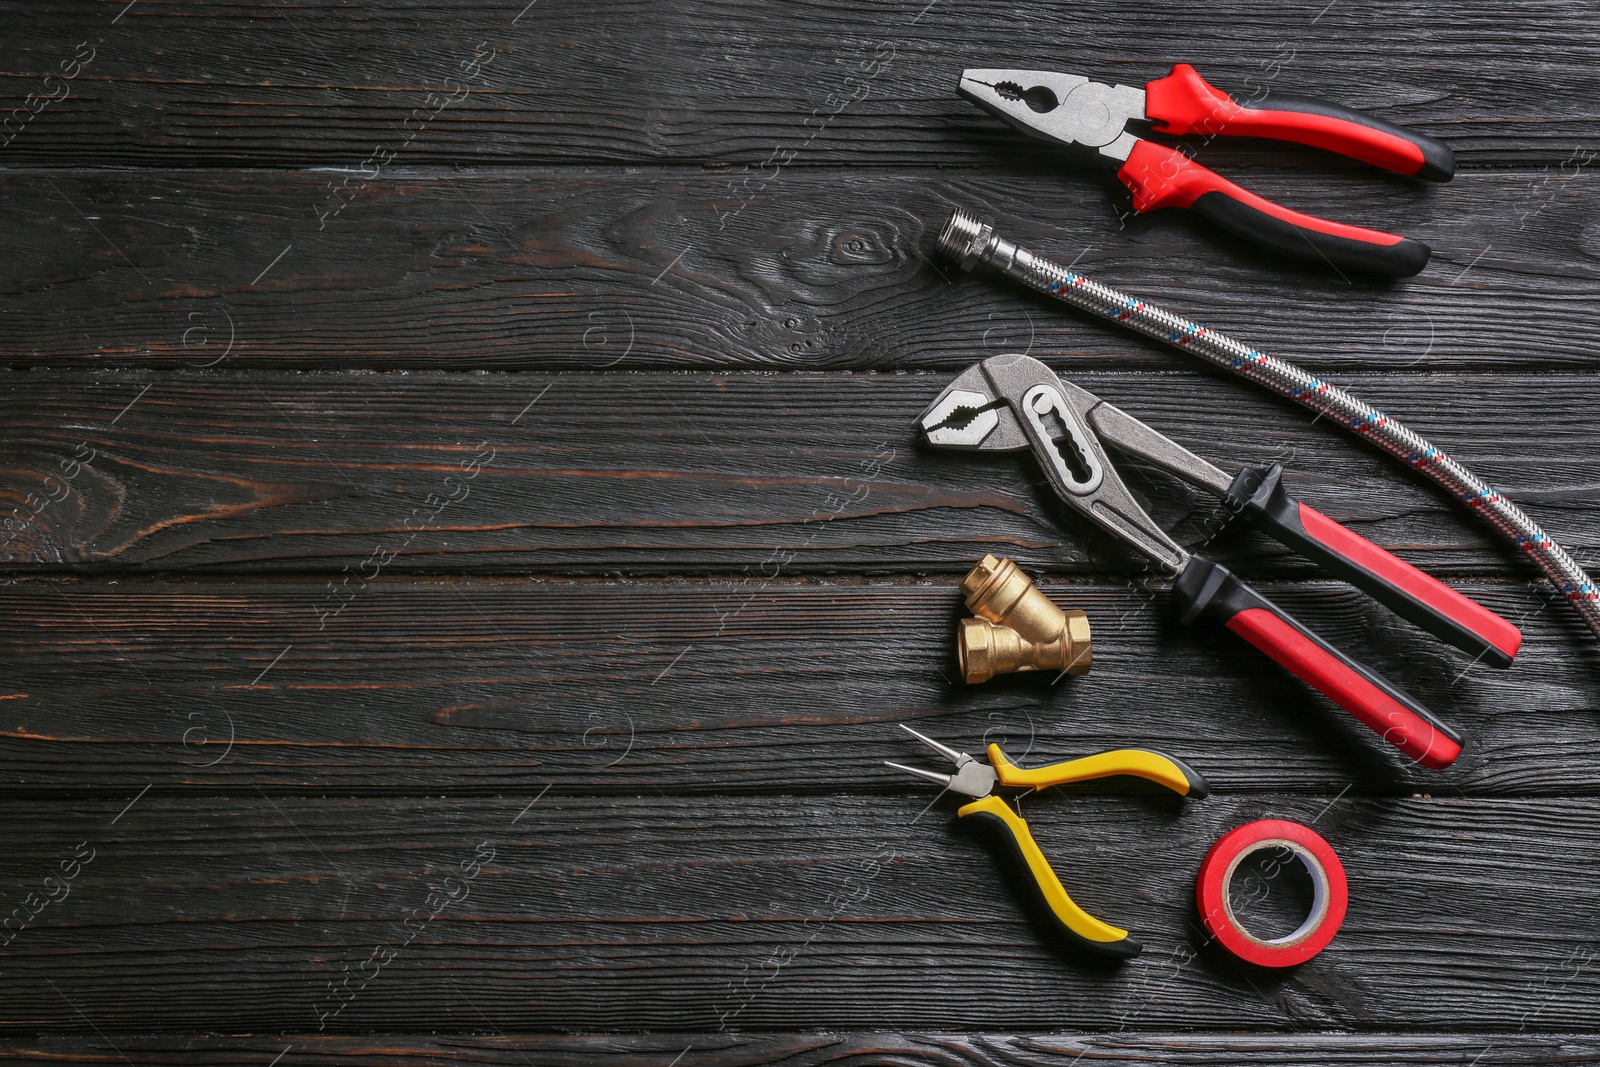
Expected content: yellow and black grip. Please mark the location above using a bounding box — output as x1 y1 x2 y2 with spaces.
957 794 1141 959
987 745 1210 799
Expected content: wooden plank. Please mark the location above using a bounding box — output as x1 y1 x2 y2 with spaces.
1 1031 1597 1065
0 1 1592 166
0 0 1588 1057
2 169 1595 371
0 575 1589 796
0 368 1592 575
0 793 1597 1031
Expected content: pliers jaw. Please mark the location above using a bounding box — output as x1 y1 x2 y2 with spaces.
915 355 1067 454
883 724 999 799
959 68 1146 161
919 354 1186 574
916 358 1025 451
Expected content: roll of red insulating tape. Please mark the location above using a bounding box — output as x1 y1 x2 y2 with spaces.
1196 819 1347 967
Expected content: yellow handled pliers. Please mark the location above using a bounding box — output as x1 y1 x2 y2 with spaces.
887 724 1208 959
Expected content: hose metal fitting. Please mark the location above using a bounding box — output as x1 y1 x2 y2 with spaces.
957 554 1092 684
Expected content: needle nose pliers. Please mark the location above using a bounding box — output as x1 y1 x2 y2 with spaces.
958 63 1455 276
918 353 1522 769
887 724 1208 959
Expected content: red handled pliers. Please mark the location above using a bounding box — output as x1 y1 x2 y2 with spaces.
959 64 1455 277
918 354 1522 769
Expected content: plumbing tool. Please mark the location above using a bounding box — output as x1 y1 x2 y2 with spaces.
919 353 1523 768
959 64 1453 276
886 723 1207 958
934 209 1600 645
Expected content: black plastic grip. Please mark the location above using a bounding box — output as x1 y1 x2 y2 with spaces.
1117 139 1433 278
1142 65 1455 181
961 803 1143 961
1248 92 1456 181
1227 465 1521 667
1173 555 1464 768
1189 190 1432 278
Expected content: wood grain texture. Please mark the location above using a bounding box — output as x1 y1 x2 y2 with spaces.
0 368 1594 574
0 575 1591 796
3 1031 1599 1065
1 169 1596 371
1 0 1596 1055
0 0 1594 167
0 793 1598 1031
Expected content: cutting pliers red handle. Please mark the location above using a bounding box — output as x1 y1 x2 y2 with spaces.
958 64 1454 277
1116 140 1432 278
1143 64 1455 180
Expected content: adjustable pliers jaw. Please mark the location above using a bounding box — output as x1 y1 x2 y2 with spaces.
918 354 1188 575
918 361 1023 451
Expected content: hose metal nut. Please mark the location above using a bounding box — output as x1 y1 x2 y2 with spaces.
956 554 1091 684
936 209 993 272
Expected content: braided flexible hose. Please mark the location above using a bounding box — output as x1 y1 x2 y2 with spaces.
936 209 1600 642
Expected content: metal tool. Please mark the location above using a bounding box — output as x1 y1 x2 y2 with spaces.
959 63 1454 276
887 723 1207 958
919 353 1524 769
933 208 1600 647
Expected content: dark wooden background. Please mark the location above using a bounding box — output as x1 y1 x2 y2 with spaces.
1 1 1598 1063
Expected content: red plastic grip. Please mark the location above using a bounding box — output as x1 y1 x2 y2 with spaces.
1116 139 1406 247
1297 502 1523 663
1143 63 1430 177
1225 607 1462 769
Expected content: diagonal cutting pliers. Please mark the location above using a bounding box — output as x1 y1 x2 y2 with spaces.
887 724 1208 958
958 63 1455 277
918 353 1523 769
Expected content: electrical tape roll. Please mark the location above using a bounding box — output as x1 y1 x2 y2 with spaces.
1196 819 1347 967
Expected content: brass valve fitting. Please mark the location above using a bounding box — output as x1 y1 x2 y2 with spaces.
957 554 1092 684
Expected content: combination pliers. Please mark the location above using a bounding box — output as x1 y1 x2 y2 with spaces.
887 724 1208 959
958 63 1455 276
918 354 1522 769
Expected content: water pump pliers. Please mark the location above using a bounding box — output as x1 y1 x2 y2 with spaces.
958 63 1455 277
918 353 1523 769
887 724 1208 959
